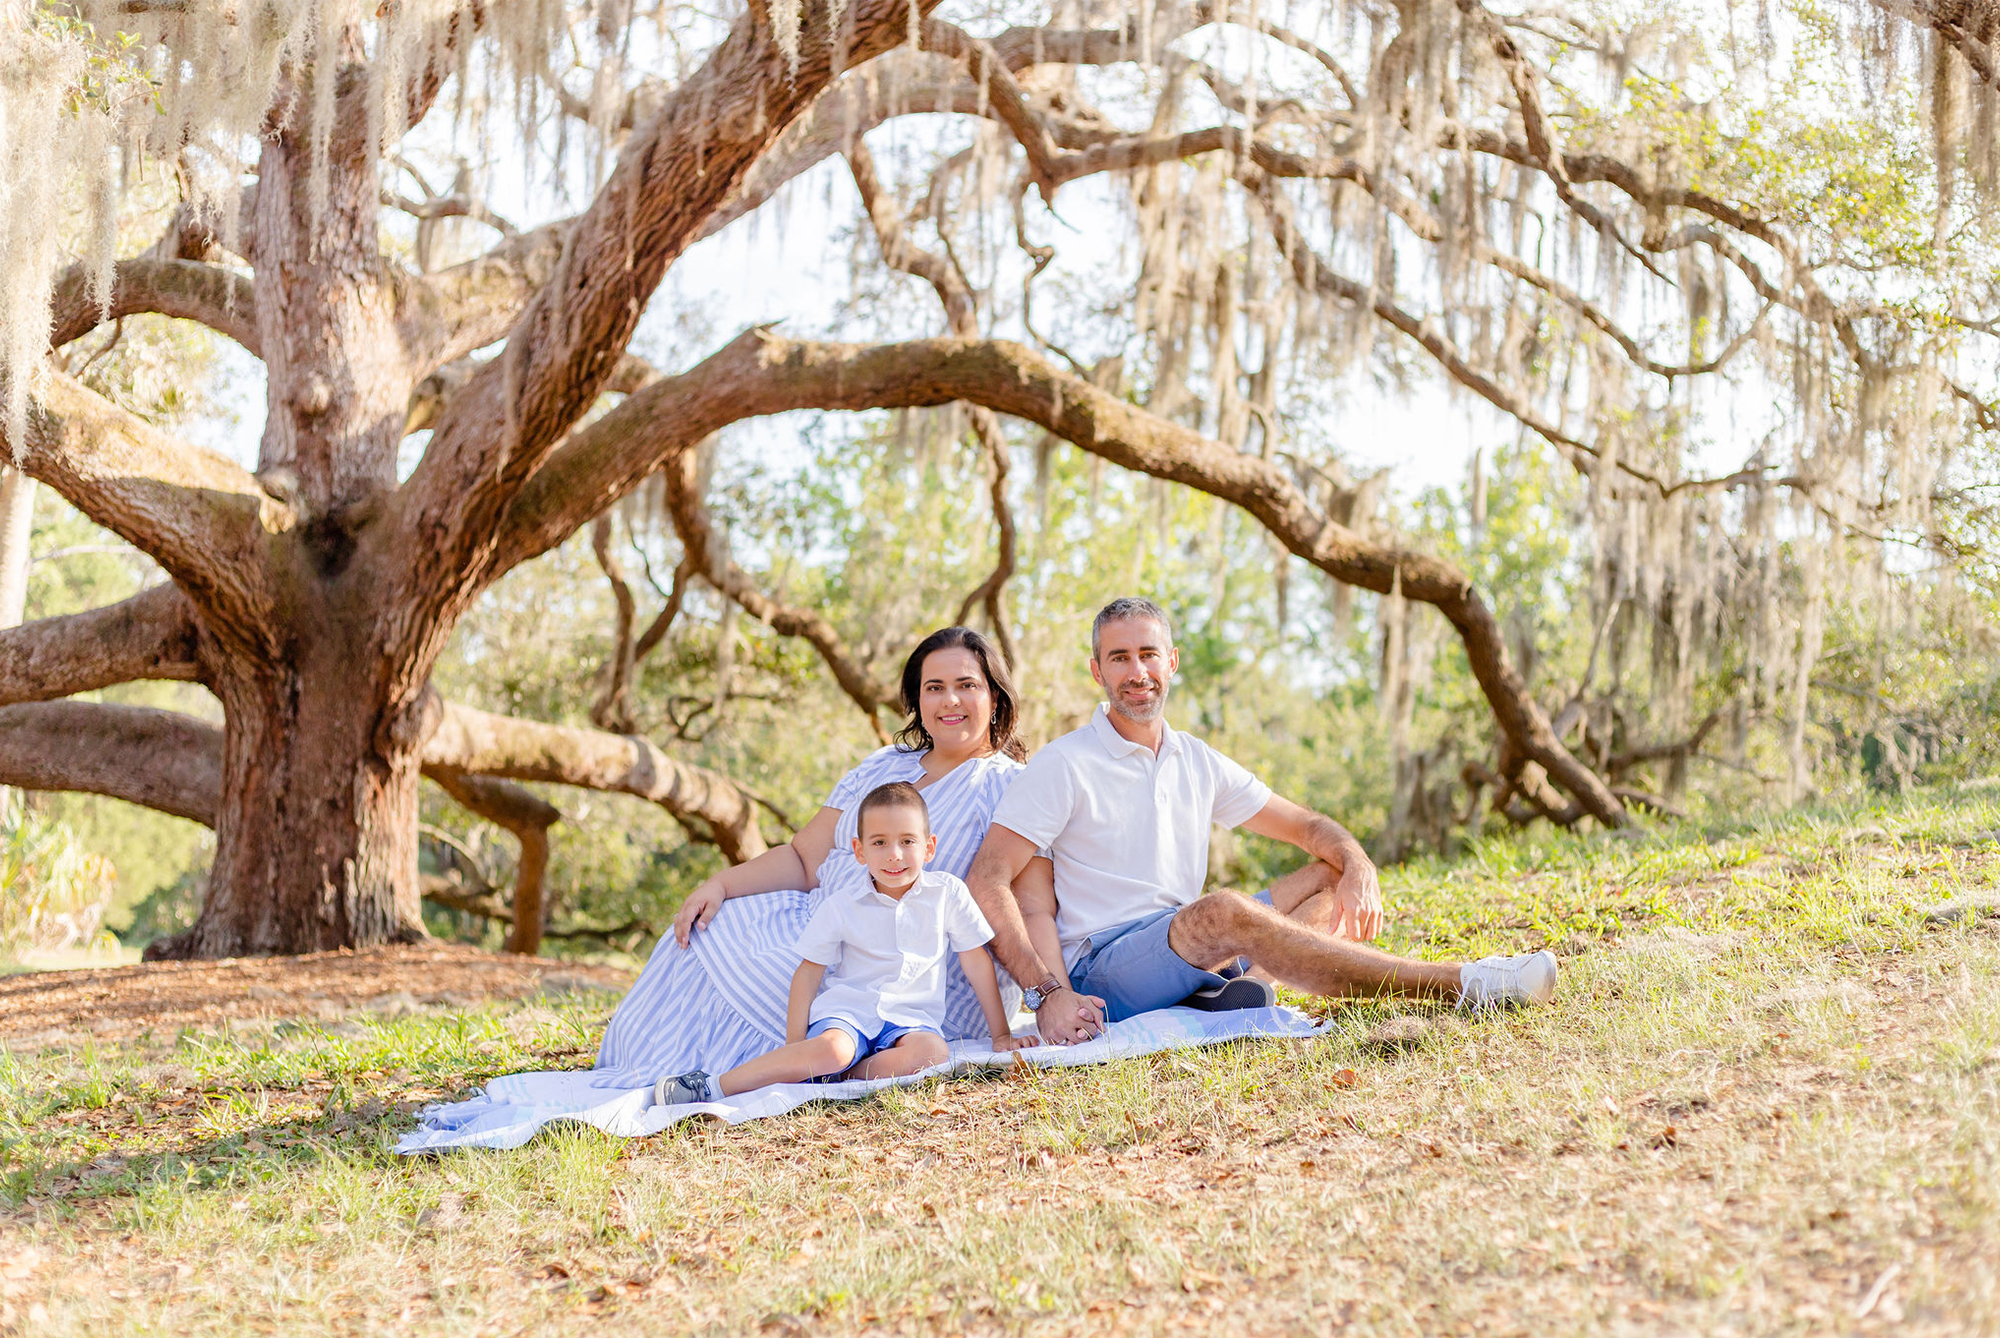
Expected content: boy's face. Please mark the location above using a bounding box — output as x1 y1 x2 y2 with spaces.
852 804 936 895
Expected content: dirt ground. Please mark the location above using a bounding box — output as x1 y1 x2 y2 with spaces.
0 945 631 1050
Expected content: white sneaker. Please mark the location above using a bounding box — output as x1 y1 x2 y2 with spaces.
1456 950 1558 1013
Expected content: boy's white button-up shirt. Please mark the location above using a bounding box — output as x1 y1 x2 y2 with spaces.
990 703 1272 968
794 869 995 1032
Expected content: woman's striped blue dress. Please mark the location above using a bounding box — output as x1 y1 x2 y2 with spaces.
590 747 1024 1086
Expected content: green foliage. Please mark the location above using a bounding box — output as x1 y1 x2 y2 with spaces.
0 802 117 964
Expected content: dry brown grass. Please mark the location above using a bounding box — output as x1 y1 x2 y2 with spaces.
2 791 1998 1335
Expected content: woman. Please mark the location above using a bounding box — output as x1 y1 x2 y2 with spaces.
590 625 1041 1087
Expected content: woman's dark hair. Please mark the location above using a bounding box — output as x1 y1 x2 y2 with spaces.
895 626 1025 760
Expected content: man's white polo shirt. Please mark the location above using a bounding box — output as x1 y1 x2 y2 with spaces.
991 703 1272 968
794 870 995 1032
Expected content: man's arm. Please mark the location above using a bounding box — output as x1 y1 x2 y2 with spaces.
964 824 1105 1043
1239 795 1384 940
1014 856 1067 996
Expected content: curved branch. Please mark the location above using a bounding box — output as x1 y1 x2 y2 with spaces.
500 325 1622 824
423 701 769 862
0 695 766 871
660 450 900 730
50 259 260 356
957 408 1021 669
589 512 640 733
398 219 573 377
0 583 202 706
9 374 286 644
703 330 1628 825
430 770 559 955
848 142 977 334
396 0 951 614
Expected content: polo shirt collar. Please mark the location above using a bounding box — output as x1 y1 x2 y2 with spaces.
1088 702 1180 757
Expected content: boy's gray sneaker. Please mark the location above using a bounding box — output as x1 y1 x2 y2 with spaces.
652 1071 714 1106
1179 976 1277 1012
1456 950 1558 1013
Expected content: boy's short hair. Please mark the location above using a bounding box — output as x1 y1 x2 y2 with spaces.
856 781 929 837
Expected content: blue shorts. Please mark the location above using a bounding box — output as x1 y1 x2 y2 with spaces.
805 1017 943 1076
1068 890 1274 1023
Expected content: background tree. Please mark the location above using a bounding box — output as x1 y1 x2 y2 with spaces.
2 0 1996 957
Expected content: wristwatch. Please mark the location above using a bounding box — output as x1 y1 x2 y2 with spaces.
1021 974 1067 1011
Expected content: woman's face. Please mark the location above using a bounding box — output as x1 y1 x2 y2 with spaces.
917 647 996 755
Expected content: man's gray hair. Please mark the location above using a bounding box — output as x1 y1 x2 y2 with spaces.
1091 597 1173 657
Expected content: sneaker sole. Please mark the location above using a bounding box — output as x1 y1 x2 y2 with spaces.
1178 977 1277 1012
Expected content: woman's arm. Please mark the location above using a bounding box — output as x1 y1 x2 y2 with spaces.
958 947 1035 1050
673 804 844 946
785 960 827 1043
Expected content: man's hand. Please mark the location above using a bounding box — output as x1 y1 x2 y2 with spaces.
1033 987 1107 1045
673 879 726 947
1328 845 1383 941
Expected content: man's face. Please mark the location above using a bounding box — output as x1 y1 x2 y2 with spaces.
1089 616 1178 724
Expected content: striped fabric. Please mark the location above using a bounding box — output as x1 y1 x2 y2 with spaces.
589 747 1025 1087
396 1006 1325 1154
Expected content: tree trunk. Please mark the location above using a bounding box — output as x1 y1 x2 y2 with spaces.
148 643 429 959
0 466 34 629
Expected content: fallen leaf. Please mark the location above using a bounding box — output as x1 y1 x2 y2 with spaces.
1329 1068 1360 1088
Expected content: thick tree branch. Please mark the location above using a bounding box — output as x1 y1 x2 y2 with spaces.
397 0 950 618
8 374 287 643
424 701 769 862
0 701 221 826
0 695 765 871
50 259 260 357
0 583 202 705
708 330 1627 824
398 219 573 377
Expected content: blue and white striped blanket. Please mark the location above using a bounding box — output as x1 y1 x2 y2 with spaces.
394 1005 1324 1154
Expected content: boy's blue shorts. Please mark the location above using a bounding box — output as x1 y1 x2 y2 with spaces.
1067 889 1275 1023
805 1017 944 1074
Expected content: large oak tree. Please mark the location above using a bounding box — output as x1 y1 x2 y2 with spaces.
1 0 1991 954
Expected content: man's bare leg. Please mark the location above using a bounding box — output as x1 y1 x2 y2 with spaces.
1266 859 1349 939
1167 891 1462 1000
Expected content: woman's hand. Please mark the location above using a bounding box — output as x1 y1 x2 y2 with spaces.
991 1033 1040 1052
673 879 727 947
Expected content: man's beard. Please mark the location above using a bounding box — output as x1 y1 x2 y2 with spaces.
1108 678 1169 723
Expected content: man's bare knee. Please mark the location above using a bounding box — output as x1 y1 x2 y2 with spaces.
1170 891 1258 968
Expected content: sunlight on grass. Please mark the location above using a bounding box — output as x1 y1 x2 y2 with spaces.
2 786 1998 1333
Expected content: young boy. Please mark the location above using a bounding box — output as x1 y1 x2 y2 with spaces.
653 781 1034 1106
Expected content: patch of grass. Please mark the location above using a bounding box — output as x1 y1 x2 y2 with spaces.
2 787 1999 1333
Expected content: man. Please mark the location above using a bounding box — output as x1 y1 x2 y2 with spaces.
965 597 1556 1044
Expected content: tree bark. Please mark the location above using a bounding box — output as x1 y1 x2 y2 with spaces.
0 467 34 630
151 648 432 959
0 701 222 825
0 584 202 704
426 702 768 862
431 771 559 955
